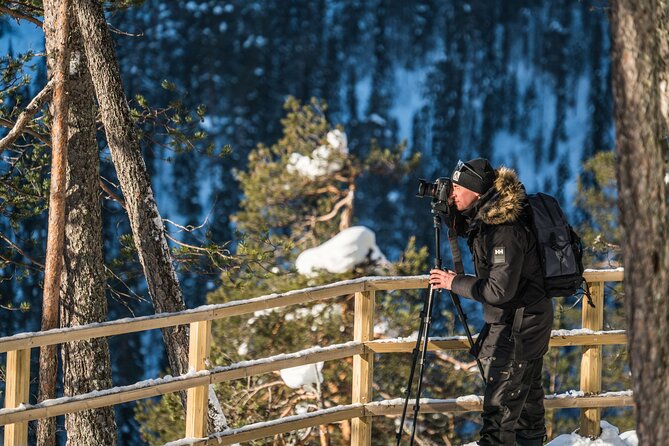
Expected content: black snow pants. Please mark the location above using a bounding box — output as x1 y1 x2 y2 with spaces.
478 356 547 446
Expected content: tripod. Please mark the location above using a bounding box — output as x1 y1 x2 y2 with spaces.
395 212 485 446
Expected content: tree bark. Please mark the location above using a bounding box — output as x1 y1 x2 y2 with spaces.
72 0 228 433
611 1 669 443
37 1 70 444
58 9 117 445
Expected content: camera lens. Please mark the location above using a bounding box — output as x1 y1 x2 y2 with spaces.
417 179 436 198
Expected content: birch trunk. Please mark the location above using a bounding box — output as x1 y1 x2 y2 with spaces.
611 1 669 443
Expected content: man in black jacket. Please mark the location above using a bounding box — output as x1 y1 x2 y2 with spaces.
429 158 553 446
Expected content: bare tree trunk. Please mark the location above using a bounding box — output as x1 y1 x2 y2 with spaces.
611 1 669 444
58 10 117 445
659 1 669 132
72 0 228 433
37 1 70 444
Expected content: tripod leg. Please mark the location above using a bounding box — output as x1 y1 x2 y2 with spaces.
395 285 431 446
409 286 437 446
450 291 486 382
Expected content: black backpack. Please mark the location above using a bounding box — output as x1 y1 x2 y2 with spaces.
526 193 588 299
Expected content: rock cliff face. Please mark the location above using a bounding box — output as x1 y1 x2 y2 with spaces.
112 0 612 251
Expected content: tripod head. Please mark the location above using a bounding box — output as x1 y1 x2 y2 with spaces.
430 198 451 221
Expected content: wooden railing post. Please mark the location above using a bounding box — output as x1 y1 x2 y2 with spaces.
4 348 31 446
352 290 374 446
185 320 212 438
580 281 604 438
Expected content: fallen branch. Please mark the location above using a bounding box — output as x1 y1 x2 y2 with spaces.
0 80 54 154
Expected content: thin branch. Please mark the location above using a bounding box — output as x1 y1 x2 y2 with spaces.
0 252 42 272
0 4 43 28
164 232 233 260
106 22 144 37
99 179 126 209
0 80 54 154
0 117 50 145
7 1 42 13
163 215 210 233
98 180 234 267
104 265 149 306
0 232 45 268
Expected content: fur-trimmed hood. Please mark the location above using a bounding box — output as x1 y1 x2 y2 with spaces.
475 167 525 225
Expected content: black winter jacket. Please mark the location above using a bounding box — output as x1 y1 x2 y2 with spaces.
450 167 553 360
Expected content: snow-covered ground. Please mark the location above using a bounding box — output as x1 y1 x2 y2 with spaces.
545 421 636 446
462 421 637 446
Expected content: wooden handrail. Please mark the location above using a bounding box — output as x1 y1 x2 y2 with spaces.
0 271 622 353
173 392 635 445
367 331 628 353
0 329 629 427
0 342 364 426
0 276 426 354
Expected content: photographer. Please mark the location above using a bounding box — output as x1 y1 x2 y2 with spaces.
429 158 552 446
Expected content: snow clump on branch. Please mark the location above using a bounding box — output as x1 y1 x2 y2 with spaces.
287 129 348 179
295 226 389 277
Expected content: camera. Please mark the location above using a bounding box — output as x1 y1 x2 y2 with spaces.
417 177 452 202
417 177 453 216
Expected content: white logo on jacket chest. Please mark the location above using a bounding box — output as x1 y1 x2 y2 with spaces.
493 247 506 264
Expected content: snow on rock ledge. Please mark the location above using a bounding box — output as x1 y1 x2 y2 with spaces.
296 226 388 277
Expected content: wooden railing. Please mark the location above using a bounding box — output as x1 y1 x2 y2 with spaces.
0 269 628 445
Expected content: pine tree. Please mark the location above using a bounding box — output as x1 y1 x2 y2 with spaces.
611 1 669 442
135 98 484 445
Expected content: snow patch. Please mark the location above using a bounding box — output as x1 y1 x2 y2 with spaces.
550 329 625 337
237 342 248 356
280 362 323 389
296 226 388 276
546 420 637 446
326 129 348 153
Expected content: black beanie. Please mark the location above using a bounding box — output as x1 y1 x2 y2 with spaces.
451 158 496 194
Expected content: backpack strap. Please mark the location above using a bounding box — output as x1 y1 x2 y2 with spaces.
447 227 465 275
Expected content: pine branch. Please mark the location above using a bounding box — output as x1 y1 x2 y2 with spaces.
0 4 43 28
0 232 44 269
311 189 354 224
0 117 50 145
0 80 54 154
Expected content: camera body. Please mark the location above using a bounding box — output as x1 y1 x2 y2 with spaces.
417 177 453 216
417 177 452 202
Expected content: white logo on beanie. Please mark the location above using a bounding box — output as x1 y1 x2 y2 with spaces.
453 171 461 182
